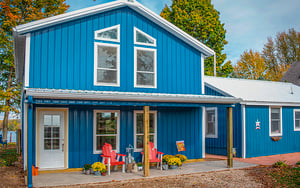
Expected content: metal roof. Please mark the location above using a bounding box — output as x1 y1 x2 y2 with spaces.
25 88 240 104
204 76 300 106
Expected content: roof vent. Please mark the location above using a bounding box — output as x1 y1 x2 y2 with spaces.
290 86 294 95
127 0 136 2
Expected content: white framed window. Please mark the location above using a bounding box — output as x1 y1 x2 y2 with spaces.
205 107 218 138
134 27 156 47
94 25 120 42
294 109 300 131
94 42 120 86
269 107 282 136
93 110 120 154
134 47 157 88
134 111 157 152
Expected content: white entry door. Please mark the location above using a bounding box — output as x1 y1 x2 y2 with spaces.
39 111 65 169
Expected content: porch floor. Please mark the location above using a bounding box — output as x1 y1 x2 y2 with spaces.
33 160 256 187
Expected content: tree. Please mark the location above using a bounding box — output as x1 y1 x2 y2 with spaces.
263 28 300 81
161 0 232 77
233 50 267 80
0 0 69 142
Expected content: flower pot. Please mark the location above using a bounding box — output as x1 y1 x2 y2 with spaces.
94 171 101 176
101 172 106 176
169 165 178 169
85 169 91 175
162 164 168 170
137 166 143 171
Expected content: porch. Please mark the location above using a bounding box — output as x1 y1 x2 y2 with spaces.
33 160 256 187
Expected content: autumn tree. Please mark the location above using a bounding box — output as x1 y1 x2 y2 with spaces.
0 0 69 142
233 50 267 80
161 0 232 77
263 28 300 81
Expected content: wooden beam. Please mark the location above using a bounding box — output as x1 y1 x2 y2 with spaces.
227 107 233 168
143 106 150 177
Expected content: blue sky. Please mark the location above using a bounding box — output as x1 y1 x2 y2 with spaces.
66 0 300 64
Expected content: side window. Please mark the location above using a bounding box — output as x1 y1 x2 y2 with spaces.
294 109 300 131
269 107 282 136
206 108 218 138
134 111 157 152
93 111 119 154
94 25 120 86
134 27 157 88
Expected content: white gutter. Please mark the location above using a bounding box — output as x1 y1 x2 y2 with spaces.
241 101 300 107
25 89 240 104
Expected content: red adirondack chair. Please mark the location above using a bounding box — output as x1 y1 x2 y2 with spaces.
101 143 126 175
141 142 164 170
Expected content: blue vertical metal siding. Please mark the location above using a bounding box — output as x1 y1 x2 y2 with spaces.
204 86 225 96
28 7 203 94
66 105 202 168
205 105 242 157
245 106 300 158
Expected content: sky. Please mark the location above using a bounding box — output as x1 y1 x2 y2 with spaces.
1 0 299 120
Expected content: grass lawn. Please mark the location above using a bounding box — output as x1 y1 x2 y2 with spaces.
269 166 300 187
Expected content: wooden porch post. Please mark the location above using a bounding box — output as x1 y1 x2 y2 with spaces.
227 107 233 168
143 106 150 177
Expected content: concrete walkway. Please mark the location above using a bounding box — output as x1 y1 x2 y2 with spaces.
33 160 256 187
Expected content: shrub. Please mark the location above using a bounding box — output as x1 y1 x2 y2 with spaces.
1 150 18 166
273 160 288 168
296 161 300 165
0 159 7 167
175 154 187 162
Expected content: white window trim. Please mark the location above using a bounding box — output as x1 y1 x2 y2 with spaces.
94 42 120 87
24 33 31 87
94 24 120 42
134 46 157 88
93 110 120 154
133 110 157 152
294 109 300 131
269 106 283 136
134 27 156 47
205 107 218 138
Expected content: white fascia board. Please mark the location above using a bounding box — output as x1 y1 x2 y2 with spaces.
241 101 300 107
25 89 240 104
24 33 30 87
201 55 205 94
14 1 215 57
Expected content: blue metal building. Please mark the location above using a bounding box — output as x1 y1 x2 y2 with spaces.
204 76 300 158
13 1 239 187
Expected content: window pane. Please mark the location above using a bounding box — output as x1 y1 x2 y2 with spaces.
271 112 280 119
271 108 280 113
97 136 116 150
97 69 117 83
97 46 117 69
52 115 60 126
136 30 155 44
44 127 51 138
136 113 155 134
295 120 300 128
44 139 51 150
295 112 300 119
52 127 60 138
271 120 280 133
52 139 60 150
136 113 143 134
44 115 52 126
97 28 118 40
136 135 143 149
137 50 154 72
137 72 154 86
96 112 118 134
207 122 215 135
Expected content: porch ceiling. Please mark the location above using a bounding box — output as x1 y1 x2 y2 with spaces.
25 88 241 106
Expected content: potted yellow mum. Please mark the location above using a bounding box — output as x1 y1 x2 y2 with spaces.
91 162 106 176
167 157 181 169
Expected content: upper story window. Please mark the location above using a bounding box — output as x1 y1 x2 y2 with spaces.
205 107 218 138
134 27 157 88
95 25 120 42
294 109 300 131
94 25 120 87
269 107 282 136
134 27 156 46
